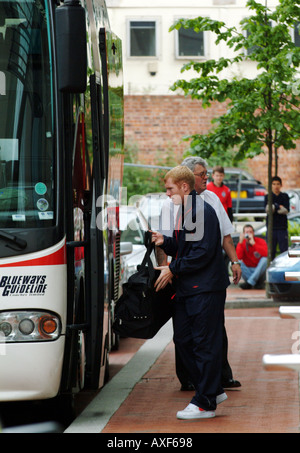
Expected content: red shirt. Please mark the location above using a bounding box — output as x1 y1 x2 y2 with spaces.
236 237 268 267
206 182 232 214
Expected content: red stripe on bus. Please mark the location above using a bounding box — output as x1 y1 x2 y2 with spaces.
0 246 67 267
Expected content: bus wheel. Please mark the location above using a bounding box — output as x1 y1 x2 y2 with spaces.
50 393 76 427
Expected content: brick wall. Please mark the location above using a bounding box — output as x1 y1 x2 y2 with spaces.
125 95 228 164
124 95 300 190
247 146 300 190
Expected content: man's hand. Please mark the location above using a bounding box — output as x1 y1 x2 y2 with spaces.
150 230 164 246
247 232 255 246
239 231 255 246
154 266 173 291
278 205 288 214
231 263 242 285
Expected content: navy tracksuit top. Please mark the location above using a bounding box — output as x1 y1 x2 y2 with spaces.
264 192 290 230
160 190 230 298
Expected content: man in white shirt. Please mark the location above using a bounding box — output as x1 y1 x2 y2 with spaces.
156 156 242 390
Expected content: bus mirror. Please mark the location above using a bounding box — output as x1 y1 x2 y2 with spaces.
55 0 87 93
120 242 133 256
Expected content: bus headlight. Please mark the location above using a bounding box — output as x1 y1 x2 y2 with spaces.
0 311 62 342
0 321 12 337
19 318 35 336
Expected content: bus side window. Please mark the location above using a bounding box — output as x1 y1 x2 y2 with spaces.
5 160 19 185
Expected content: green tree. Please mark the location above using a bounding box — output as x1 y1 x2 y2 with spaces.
123 142 178 202
170 0 300 264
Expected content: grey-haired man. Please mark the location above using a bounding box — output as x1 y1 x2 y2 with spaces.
157 156 242 390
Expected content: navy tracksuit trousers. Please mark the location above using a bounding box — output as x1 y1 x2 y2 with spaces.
173 290 226 411
271 229 289 260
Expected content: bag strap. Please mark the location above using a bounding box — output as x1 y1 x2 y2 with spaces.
144 230 152 248
140 231 155 282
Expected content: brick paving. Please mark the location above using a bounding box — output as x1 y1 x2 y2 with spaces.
103 286 300 433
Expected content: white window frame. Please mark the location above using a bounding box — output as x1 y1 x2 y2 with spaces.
174 20 207 60
126 17 161 59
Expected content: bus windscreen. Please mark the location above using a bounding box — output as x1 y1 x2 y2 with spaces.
0 0 55 228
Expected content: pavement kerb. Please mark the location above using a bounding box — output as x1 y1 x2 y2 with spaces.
64 320 174 434
225 298 299 309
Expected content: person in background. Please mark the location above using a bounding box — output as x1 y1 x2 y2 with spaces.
264 176 290 260
236 224 268 289
157 156 241 390
207 166 233 222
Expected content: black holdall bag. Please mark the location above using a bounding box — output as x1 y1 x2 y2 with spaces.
113 232 175 339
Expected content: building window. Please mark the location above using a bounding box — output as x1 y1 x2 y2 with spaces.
176 27 205 58
246 29 259 56
129 21 157 57
245 21 272 56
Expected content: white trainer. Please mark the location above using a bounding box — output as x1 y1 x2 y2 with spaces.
216 392 228 405
176 403 215 420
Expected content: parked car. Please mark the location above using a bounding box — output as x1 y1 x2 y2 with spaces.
267 247 300 301
209 168 267 214
119 205 155 285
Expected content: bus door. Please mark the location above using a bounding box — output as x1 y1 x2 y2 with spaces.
85 71 109 390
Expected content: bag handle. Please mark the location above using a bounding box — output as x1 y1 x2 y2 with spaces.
144 230 153 248
140 231 155 282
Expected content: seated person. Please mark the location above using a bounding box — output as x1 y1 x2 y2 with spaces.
236 224 268 289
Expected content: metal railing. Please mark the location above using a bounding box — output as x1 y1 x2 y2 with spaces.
124 163 265 215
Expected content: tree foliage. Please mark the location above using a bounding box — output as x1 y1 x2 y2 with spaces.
123 142 178 202
170 0 300 263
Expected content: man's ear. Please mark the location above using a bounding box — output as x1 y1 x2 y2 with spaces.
181 182 190 193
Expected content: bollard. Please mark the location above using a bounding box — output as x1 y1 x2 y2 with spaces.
285 272 300 281
279 306 300 319
262 353 300 372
